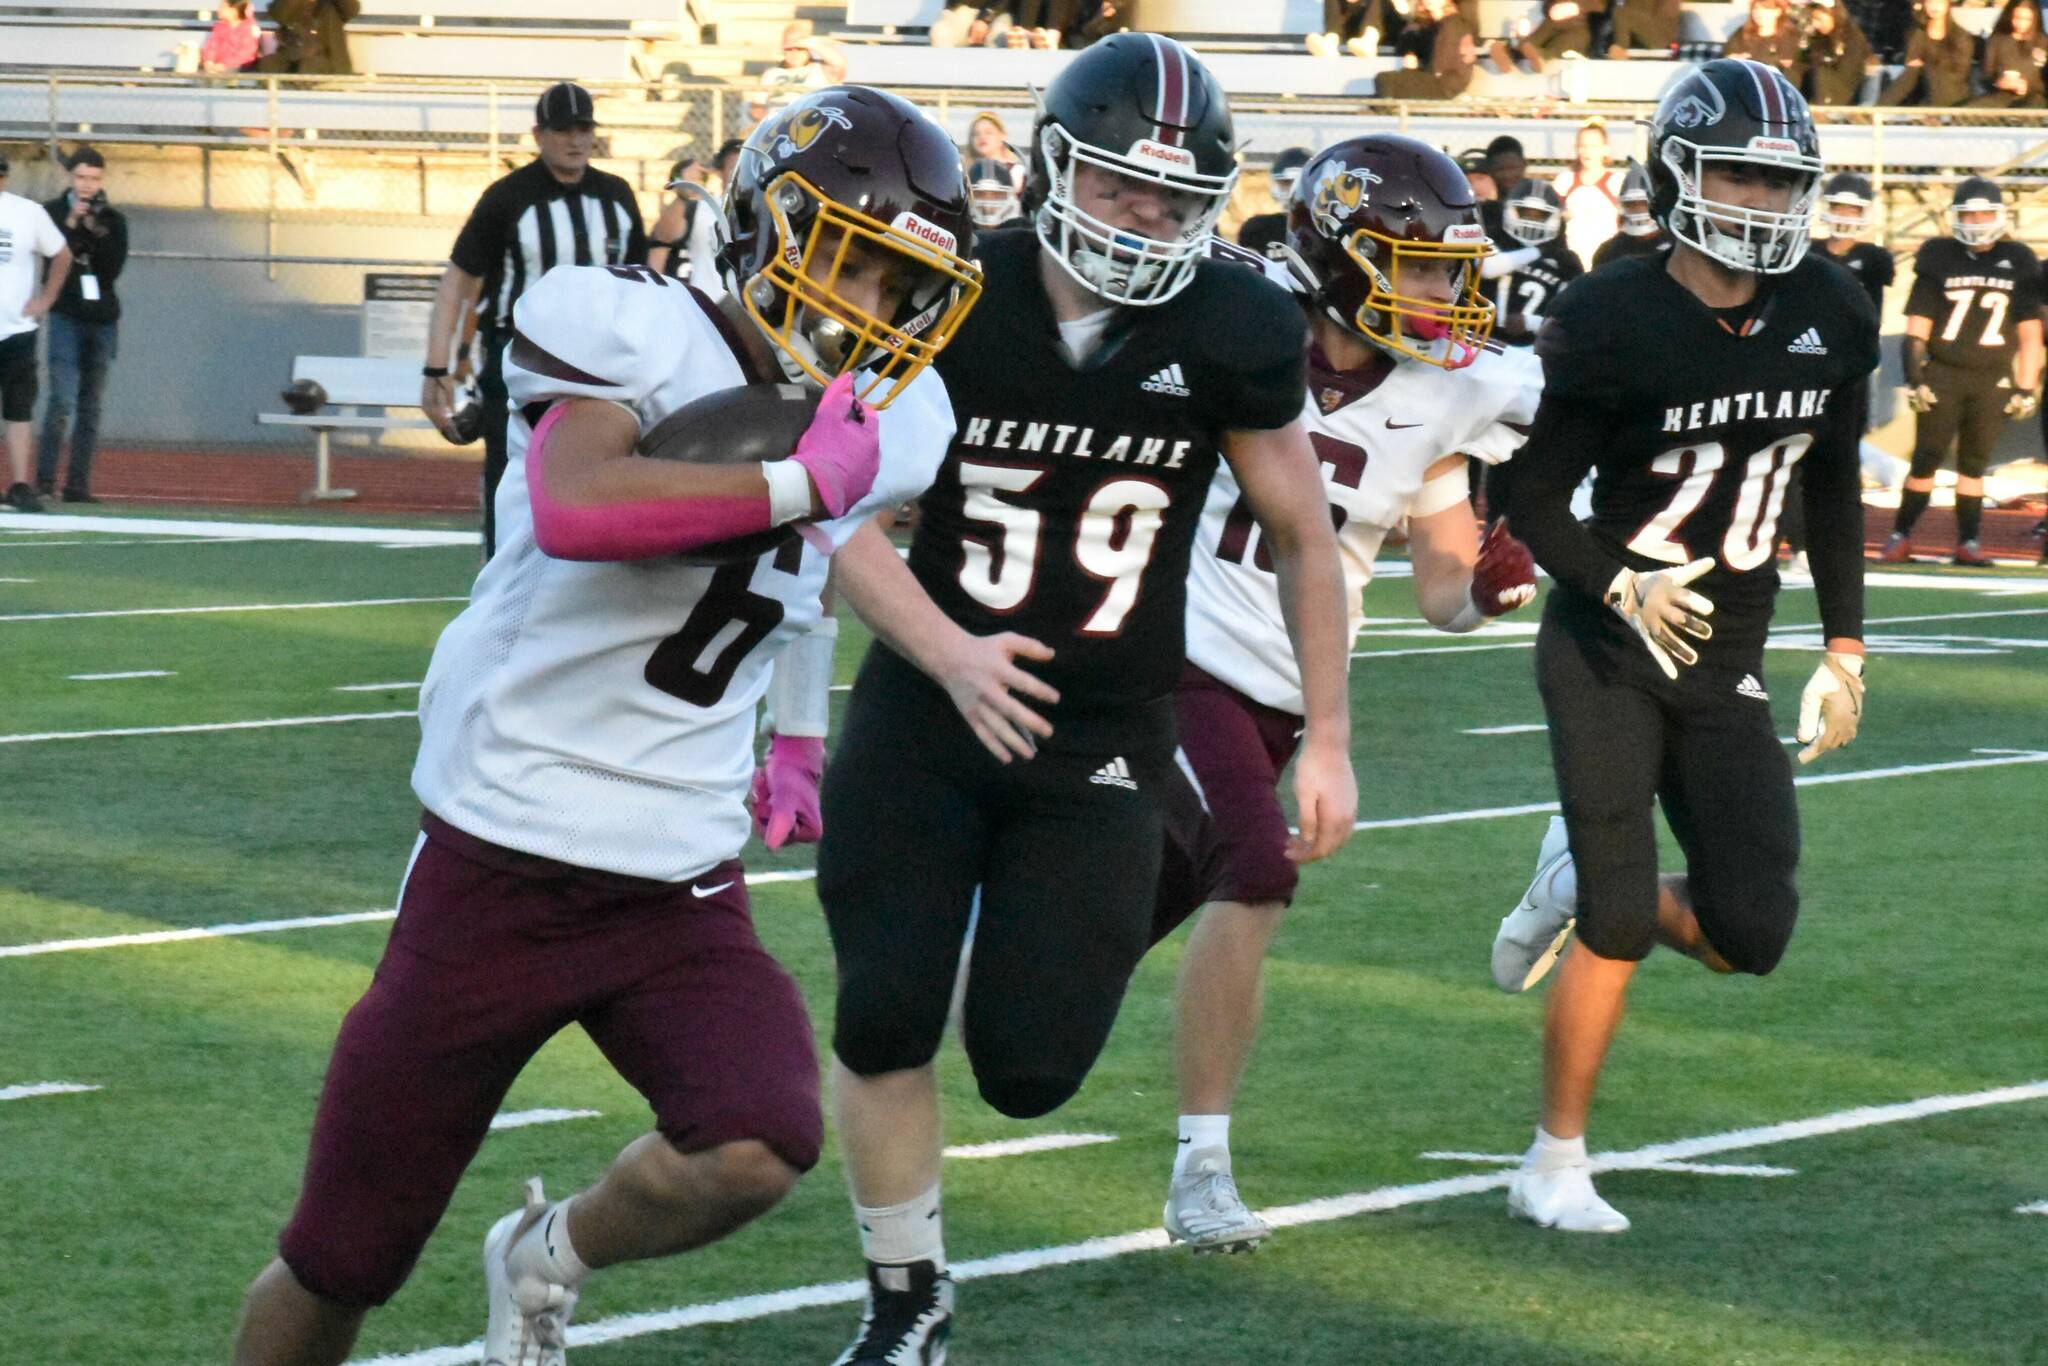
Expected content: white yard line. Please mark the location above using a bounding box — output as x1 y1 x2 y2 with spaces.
0 536 264 549
350 1079 2048 1366
1350 606 2048 661
0 576 35 582
2016 1201 2048 1216
0 513 476 545
68 670 175 681
2 596 466 624
0 1081 102 1102
333 682 422 693
943 1134 1118 1160
0 711 416 746
1462 724 1547 736
490 1108 602 1132
1418 1151 1796 1177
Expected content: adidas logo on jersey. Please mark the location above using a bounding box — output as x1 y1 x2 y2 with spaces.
1141 364 1191 398
1736 674 1770 701
1786 328 1828 356
1089 756 1139 790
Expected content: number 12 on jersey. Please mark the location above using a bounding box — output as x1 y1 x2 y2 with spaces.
1625 434 1811 572
956 460 1170 635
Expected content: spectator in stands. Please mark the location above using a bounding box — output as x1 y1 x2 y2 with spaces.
1375 0 1479 97
1235 147 1310 259
646 157 724 294
932 0 1017 46
0 151 72 513
967 111 1025 176
1803 0 1880 103
201 0 261 74
1603 0 1682 55
1553 118 1623 267
420 81 646 558
1847 0 1913 60
260 0 358 76
1309 0 1410 57
1071 0 1133 44
1011 0 1085 46
1969 0 2048 104
1880 0 1978 103
1494 0 1606 73
1725 0 1808 84
1486 136 1528 195
34 148 125 506
762 21 848 90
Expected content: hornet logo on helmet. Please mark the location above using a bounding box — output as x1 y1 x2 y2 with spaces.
1310 166 1382 238
1662 78 1726 131
770 104 853 159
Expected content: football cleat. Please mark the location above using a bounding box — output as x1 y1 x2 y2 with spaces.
483 1177 577 1366
1953 540 1994 567
1491 816 1576 993
1508 1163 1630 1233
1163 1147 1271 1254
833 1259 953 1365
1876 533 1912 564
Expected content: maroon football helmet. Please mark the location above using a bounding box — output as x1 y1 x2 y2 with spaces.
720 85 982 407
1283 133 1494 370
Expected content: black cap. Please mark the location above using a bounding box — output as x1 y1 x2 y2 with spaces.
535 82 596 129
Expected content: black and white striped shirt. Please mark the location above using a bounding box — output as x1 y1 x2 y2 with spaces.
450 159 647 339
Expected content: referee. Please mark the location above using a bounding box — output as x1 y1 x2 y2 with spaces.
420 81 646 556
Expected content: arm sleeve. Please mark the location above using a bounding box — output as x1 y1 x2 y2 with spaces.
1873 249 1896 291
1504 313 1627 600
1800 378 1866 643
449 183 506 279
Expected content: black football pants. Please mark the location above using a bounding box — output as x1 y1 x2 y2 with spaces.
1911 360 2007 482
1534 590 1801 975
818 645 1175 1119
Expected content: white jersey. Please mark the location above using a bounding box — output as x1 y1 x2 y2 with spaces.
1185 343 1541 714
414 264 953 880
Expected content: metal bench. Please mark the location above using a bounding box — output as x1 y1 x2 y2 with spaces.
256 355 438 502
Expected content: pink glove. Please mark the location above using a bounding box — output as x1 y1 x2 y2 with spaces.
789 372 879 520
751 734 826 850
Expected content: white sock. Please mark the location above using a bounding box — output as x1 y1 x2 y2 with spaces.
1526 1125 1588 1174
855 1184 945 1268
507 1196 591 1289
1175 1114 1231 1177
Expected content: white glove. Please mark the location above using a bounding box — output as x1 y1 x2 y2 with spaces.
1906 383 1939 414
1606 558 1715 680
1796 651 1866 764
2005 388 2039 420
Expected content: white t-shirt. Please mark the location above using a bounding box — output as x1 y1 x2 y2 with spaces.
1553 167 1621 272
0 192 66 339
412 263 956 880
1185 341 1543 714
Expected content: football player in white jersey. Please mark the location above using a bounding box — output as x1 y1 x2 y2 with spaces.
1158 134 1543 1252
230 87 980 1366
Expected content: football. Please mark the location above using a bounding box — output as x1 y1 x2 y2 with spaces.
638 381 821 565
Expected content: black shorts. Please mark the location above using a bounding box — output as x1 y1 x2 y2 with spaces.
817 643 1184 1120
0 330 36 424
1534 589 1801 975
1912 361 2008 481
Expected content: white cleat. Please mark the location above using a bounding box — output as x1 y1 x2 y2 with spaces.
483 1177 578 1366
1492 815 1577 993
1163 1147 1271 1254
1508 1163 1630 1234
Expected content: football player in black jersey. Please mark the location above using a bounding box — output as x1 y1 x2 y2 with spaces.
1815 172 1894 316
814 35 1355 1361
1485 179 1585 345
1496 59 1878 1233
1234 145 1309 261
1590 160 1667 268
1880 177 2044 565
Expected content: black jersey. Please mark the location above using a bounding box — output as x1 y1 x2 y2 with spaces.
1906 237 2043 372
1488 240 1584 345
1591 231 1667 271
1235 211 1287 262
913 229 1308 714
1506 253 1880 662
1819 240 1895 316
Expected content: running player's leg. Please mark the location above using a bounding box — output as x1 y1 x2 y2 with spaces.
1892 361 1968 549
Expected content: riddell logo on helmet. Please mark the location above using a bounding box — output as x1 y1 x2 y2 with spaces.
890 211 958 255
1748 136 1801 156
1130 139 1197 170
1444 223 1489 244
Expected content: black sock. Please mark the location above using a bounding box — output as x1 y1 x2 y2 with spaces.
1956 493 1983 544
1895 487 1932 535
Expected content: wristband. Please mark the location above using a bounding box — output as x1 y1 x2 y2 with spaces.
422 365 449 379
762 459 813 525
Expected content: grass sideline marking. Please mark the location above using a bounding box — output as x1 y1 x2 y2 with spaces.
334 682 422 693
350 1079 2048 1366
68 670 175 681
1463 723 1547 736
944 1134 1118 1160
0 512 477 546
2 596 466 624
490 1109 602 1132
2017 1202 2048 1216
0 711 416 746
1419 1152 1797 1178
6 750 2041 958
0 1081 102 1102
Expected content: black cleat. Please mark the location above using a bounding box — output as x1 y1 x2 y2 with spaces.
5 482 44 512
831 1260 954 1365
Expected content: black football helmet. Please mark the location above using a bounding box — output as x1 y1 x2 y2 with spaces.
1284 134 1495 370
1949 176 2007 249
1819 170 1874 239
1268 145 1312 204
1501 180 1564 246
966 157 1022 228
1619 159 1656 236
1028 33 1238 306
1646 58 1823 274
720 85 982 407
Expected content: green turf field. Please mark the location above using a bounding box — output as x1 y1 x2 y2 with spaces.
3 513 2045 1365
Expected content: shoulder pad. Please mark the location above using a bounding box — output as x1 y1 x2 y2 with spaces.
505 265 693 408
